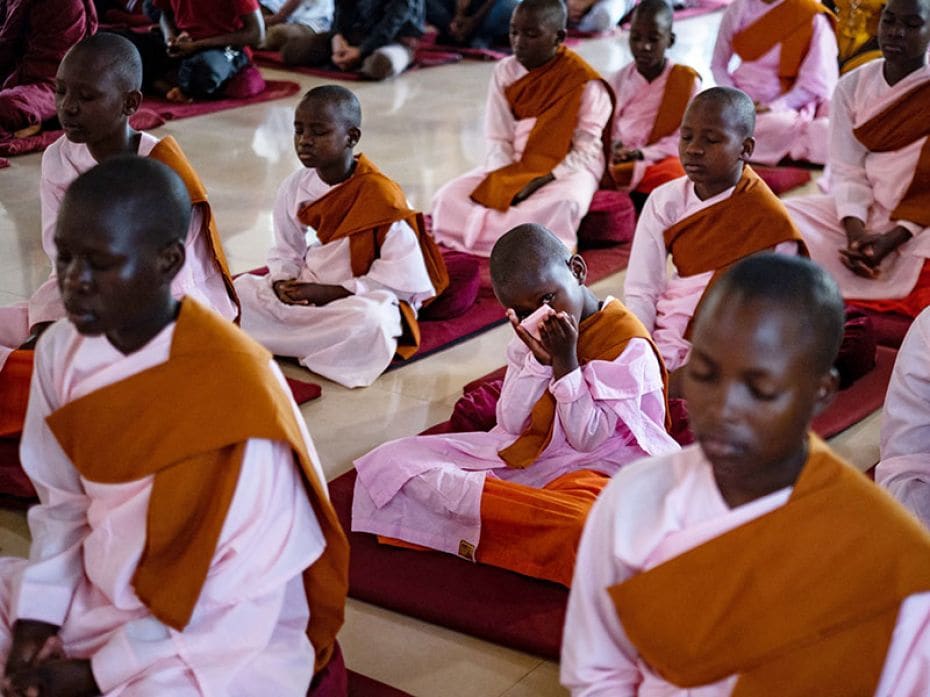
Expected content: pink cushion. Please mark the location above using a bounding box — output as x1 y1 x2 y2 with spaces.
419 251 481 320
577 189 636 249
449 378 503 432
223 64 266 99
753 166 812 195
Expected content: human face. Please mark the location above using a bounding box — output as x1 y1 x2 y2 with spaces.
495 256 588 324
55 52 138 145
628 13 673 80
683 295 835 481
293 98 358 172
55 198 182 344
679 99 753 199
509 6 564 71
878 0 930 66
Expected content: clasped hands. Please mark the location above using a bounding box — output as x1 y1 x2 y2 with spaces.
2 621 99 697
331 34 362 71
839 218 912 279
507 307 579 380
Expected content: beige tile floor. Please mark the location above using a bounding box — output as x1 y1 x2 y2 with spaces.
0 10 883 696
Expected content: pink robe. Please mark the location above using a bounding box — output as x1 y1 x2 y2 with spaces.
352 303 679 556
785 62 930 301
876 307 930 528
711 0 838 165
608 61 701 192
430 56 613 256
234 166 436 388
560 444 930 696
0 314 328 695
0 133 238 373
0 0 96 135
623 176 801 371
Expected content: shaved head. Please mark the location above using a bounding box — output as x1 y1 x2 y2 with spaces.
688 86 756 138
301 84 362 129
62 155 191 249
515 0 568 30
631 0 674 27
699 254 845 374
490 223 571 295
63 32 143 92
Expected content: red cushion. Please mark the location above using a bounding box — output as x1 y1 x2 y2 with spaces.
0 438 35 499
667 398 695 446
577 190 636 249
753 166 812 195
223 64 266 99
308 642 348 696
450 378 502 432
419 251 480 320
835 307 877 390
855 309 912 348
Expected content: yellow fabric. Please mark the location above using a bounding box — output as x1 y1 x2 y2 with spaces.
45 299 349 675
608 435 930 695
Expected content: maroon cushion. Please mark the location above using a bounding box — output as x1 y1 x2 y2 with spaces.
667 398 695 446
449 378 503 432
0 438 34 499
835 307 877 390
577 189 636 249
223 64 267 99
857 309 913 348
419 251 481 320
308 642 348 696
753 166 812 195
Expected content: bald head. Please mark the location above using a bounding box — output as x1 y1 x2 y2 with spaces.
61 155 191 249
490 224 571 294
631 0 674 27
699 254 845 374
687 86 756 138
300 84 362 129
515 0 568 30
63 32 143 92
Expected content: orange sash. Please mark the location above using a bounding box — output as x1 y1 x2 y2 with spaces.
853 79 930 228
497 299 668 469
664 165 806 313
148 136 240 321
470 47 613 211
610 64 700 187
45 299 348 674
296 154 450 359
608 435 930 696
731 0 835 94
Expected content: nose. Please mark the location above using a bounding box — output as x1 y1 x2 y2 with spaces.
61 257 91 294
296 132 312 148
684 139 703 157
711 382 742 424
59 91 79 115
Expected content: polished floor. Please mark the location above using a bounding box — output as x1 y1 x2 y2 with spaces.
0 10 882 696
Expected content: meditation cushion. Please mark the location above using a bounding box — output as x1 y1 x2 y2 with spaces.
852 308 913 349
419 251 480 320
577 189 636 249
450 378 503 432
753 166 812 195
0 438 33 499
224 64 267 99
308 642 348 697
836 308 878 390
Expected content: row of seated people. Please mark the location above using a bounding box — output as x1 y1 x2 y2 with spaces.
0 0 928 693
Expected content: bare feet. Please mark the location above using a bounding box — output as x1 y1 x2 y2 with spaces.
12 123 41 139
165 86 193 103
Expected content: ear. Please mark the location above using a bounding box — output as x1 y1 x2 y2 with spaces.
668 31 676 47
811 368 840 417
740 135 756 161
568 254 588 285
124 89 143 116
555 28 566 45
347 126 361 149
157 240 186 282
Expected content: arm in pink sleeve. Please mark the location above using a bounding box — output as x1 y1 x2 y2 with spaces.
13 327 89 627
622 196 669 332
484 63 518 170
552 80 612 179
267 171 311 282
829 74 874 222
494 338 553 435
560 480 642 697
710 4 739 88
767 14 839 111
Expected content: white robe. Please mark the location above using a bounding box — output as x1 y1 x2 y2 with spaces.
234 165 436 388
0 315 328 695
785 61 930 301
431 55 613 256
876 306 930 527
561 444 930 696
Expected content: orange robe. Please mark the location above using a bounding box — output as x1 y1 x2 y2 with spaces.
46 299 348 675
297 154 449 359
609 435 930 696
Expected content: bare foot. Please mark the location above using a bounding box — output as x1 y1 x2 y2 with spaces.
13 123 41 138
165 87 193 103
